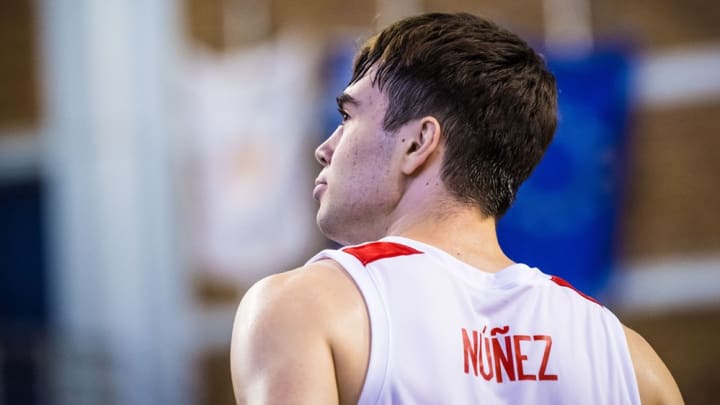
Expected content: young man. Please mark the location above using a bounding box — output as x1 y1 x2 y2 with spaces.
231 12 683 404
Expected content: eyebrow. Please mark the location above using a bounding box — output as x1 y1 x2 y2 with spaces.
336 93 359 110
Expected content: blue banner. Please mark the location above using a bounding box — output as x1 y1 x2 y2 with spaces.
498 47 633 297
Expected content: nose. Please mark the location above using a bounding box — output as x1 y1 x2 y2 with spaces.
314 126 340 166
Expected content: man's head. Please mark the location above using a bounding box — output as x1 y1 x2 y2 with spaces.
349 12 557 217
314 12 558 244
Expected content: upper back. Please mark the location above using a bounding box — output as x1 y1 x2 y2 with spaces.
308 237 640 405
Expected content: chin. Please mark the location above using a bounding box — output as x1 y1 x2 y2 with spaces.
317 221 348 245
316 211 340 244
316 213 359 246
317 204 384 246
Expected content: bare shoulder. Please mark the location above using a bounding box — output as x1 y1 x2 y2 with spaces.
232 259 360 334
233 260 350 320
230 260 366 404
623 325 684 405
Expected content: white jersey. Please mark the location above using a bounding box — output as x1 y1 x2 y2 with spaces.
307 236 640 405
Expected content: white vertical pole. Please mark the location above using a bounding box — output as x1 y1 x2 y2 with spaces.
39 0 191 404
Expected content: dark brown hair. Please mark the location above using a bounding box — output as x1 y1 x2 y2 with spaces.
350 12 558 217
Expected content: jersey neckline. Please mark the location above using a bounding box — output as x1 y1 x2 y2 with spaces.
378 235 540 289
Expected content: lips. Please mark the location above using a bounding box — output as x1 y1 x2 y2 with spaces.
313 178 327 201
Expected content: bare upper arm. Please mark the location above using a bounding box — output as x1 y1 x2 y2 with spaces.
230 267 340 405
624 325 684 405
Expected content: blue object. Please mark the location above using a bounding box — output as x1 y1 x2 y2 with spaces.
498 47 633 297
321 41 356 140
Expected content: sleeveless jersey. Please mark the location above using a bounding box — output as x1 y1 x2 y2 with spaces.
306 236 640 405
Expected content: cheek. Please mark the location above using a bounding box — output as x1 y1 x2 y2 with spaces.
340 145 387 185
331 124 398 189
334 137 369 175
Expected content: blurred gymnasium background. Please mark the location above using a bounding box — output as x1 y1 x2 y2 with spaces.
1 0 718 404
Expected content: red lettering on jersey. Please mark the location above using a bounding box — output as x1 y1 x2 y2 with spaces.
462 328 479 376
534 335 559 381
479 327 494 381
342 242 423 266
513 335 536 381
492 332 516 382
461 326 558 383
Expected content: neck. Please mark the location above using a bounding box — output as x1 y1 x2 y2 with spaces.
385 184 514 273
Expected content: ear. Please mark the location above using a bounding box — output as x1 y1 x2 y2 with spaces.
401 116 442 175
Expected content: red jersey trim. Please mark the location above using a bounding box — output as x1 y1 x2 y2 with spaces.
342 242 423 266
550 276 602 306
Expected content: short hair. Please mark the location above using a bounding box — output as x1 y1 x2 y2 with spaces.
350 12 558 217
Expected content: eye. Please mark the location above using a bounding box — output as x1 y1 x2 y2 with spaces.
337 108 350 123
